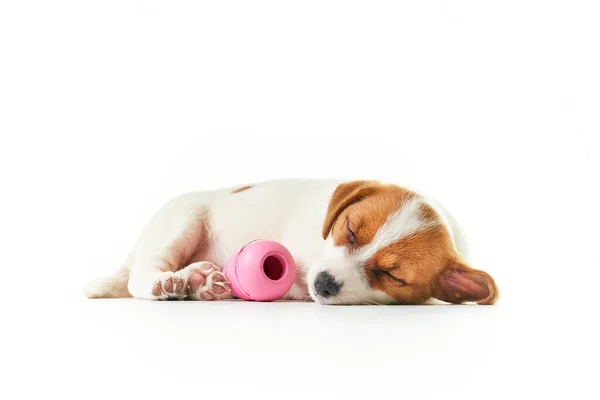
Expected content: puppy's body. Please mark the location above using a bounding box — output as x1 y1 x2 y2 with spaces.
85 179 497 305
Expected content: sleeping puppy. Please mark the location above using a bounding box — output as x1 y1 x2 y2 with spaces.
85 179 498 305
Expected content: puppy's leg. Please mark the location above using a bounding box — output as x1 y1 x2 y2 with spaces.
127 194 211 300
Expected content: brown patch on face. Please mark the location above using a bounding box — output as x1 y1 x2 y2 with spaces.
419 203 439 224
232 185 253 194
366 225 453 304
323 180 417 246
322 181 381 240
366 225 498 305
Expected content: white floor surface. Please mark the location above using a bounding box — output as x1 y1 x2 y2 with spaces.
7 296 597 400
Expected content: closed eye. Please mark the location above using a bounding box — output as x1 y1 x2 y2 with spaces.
377 270 407 286
346 218 356 245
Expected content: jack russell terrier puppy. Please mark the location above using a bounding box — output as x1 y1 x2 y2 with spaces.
85 179 498 305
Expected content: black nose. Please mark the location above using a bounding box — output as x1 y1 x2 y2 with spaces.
314 271 341 298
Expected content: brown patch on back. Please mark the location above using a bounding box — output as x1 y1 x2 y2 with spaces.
232 185 253 194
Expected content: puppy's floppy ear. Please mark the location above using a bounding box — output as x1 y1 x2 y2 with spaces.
432 258 499 305
322 180 380 239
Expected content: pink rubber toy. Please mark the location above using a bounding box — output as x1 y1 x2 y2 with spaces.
224 240 296 301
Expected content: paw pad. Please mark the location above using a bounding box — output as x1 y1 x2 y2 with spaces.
152 272 187 300
187 262 233 301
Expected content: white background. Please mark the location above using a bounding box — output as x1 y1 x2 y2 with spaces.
1 1 599 399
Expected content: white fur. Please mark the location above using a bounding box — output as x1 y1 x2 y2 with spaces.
85 179 467 304
306 237 394 305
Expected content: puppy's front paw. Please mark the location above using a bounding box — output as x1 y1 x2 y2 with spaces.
186 262 233 301
152 271 187 300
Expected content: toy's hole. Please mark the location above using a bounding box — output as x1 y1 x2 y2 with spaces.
263 256 284 281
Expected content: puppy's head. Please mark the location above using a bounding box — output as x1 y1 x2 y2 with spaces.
308 181 498 305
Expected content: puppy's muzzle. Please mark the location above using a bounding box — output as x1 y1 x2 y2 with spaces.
314 271 342 298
